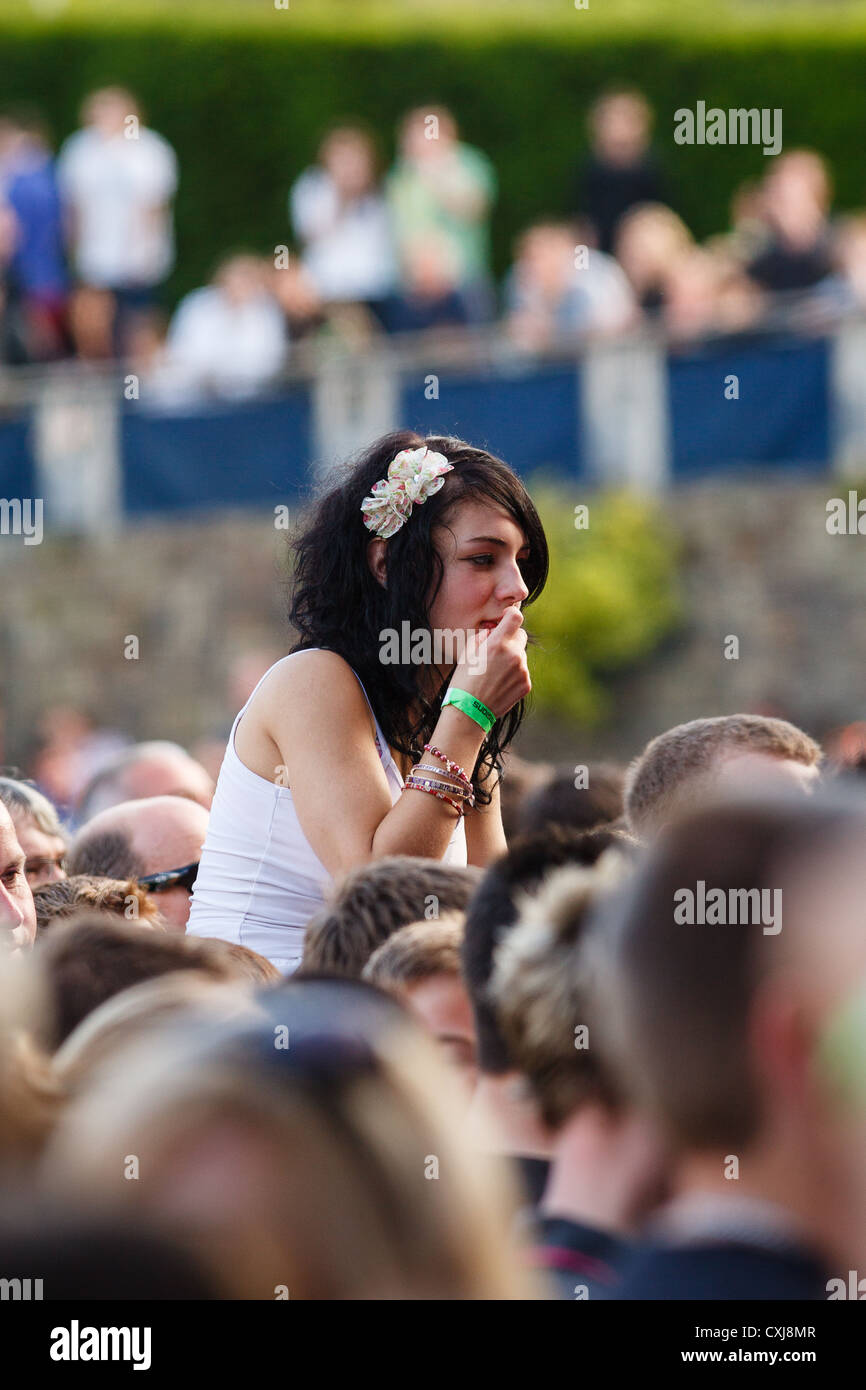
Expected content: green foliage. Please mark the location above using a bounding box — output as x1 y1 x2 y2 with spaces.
2 18 865 306
526 487 682 724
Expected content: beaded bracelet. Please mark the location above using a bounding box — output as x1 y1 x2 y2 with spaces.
404 774 465 817
423 744 472 790
413 763 475 808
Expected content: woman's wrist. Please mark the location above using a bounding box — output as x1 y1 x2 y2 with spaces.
431 704 485 768
442 687 496 734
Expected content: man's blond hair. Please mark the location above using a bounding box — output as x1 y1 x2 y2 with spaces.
490 851 631 1130
362 913 464 994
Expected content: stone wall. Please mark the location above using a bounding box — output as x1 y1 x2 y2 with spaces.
1 480 863 772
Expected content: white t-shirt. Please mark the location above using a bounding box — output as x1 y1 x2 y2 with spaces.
57 125 178 287
165 286 288 400
290 167 396 301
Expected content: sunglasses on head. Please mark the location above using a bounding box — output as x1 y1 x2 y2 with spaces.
137 862 199 893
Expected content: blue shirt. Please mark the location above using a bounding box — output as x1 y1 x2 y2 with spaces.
4 147 67 295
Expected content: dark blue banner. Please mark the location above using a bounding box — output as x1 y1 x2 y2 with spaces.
400 364 583 480
122 392 313 515
669 336 830 478
0 415 35 500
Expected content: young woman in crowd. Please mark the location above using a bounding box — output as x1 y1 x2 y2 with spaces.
187 430 548 972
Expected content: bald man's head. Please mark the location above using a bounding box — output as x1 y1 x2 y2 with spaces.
68 797 210 932
77 742 214 822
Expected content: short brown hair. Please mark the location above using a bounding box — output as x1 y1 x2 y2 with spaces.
490 855 631 1129
33 876 164 936
362 914 464 994
36 915 237 1049
587 791 866 1151
625 715 821 838
515 763 625 838
195 939 281 985
300 858 481 980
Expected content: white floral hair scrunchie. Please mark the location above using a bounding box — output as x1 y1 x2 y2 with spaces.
361 446 454 540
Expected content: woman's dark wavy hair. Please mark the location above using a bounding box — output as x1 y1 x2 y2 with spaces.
289 430 549 806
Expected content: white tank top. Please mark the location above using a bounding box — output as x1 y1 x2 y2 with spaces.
186 651 468 974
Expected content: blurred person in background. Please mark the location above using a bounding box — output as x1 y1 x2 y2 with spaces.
499 751 556 843
290 124 396 328
576 90 667 256
384 233 470 335
712 177 772 268
661 246 764 343
0 776 67 888
491 855 669 1299
41 979 537 1298
512 760 626 838
0 106 68 361
76 739 214 823
68 794 209 932
29 705 128 818
164 253 287 400
0 199 27 362
614 202 693 316
747 150 835 299
387 106 497 325
816 213 866 320
504 220 636 352
624 713 822 841
269 252 327 345
299 855 480 980
57 87 178 358
0 800 37 956
589 791 866 1299
362 912 477 1098
32 875 164 936
461 825 637 1207
123 309 194 409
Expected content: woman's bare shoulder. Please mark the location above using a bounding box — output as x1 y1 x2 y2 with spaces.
255 650 372 724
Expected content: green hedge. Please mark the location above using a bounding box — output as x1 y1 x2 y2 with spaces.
527 486 682 725
1 20 864 304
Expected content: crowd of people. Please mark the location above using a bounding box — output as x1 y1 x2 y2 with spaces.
3 694 866 1298
2 86 866 399
3 386 866 1308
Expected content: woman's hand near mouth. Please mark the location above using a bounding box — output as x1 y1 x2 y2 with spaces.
451 605 530 720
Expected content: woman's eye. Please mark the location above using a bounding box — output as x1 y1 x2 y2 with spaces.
468 555 494 566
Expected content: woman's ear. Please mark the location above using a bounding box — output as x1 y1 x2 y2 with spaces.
367 536 388 589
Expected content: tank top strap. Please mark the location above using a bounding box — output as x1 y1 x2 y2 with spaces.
238 648 402 783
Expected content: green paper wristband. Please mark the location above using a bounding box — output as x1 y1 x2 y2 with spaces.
442 687 496 734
